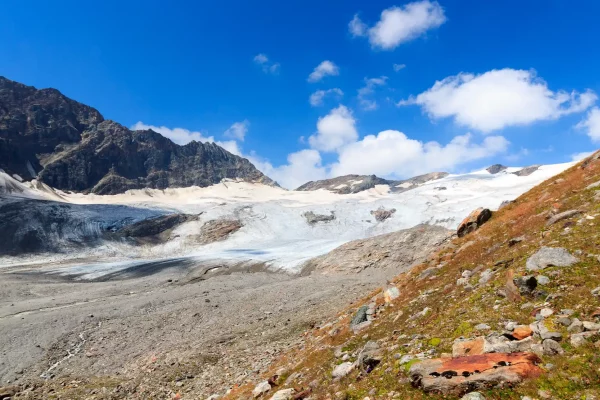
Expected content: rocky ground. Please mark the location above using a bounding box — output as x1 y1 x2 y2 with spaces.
0 229 441 400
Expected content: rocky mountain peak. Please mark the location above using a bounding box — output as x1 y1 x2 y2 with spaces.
0 76 275 194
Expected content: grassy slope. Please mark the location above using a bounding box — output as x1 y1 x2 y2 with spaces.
228 153 600 400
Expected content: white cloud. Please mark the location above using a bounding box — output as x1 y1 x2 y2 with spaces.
350 1 446 50
253 149 328 189
309 88 344 107
358 76 388 111
393 63 406 72
349 14 367 37
131 121 242 156
570 151 595 161
331 131 509 177
308 61 340 83
253 53 280 74
224 120 250 141
576 107 600 142
400 68 597 132
308 105 358 152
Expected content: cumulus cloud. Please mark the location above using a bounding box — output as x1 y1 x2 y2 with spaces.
400 68 598 132
308 61 340 83
131 122 242 155
349 14 367 37
254 149 328 189
576 107 600 142
350 1 446 50
358 76 388 111
571 151 595 161
253 53 280 74
309 88 344 107
224 120 250 141
308 105 358 152
331 131 509 177
393 63 406 72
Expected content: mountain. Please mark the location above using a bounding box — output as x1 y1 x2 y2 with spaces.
0 76 274 194
296 172 449 194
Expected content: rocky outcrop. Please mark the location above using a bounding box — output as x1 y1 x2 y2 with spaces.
370 207 396 222
409 353 542 394
486 164 507 174
295 172 448 194
0 76 275 194
198 219 243 244
301 224 452 275
512 165 540 176
302 211 335 225
457 208 492 237
111 213 198 244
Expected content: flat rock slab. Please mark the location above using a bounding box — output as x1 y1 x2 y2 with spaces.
409 352 543 395
526 247 578 271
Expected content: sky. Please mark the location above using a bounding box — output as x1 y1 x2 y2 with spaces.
2 0 600 188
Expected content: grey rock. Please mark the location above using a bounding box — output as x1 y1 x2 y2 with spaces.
462 393 486 400
252 381 271 397
512 165 541 177
370 207 396 222
567 319 584 334
302 211 335 225
546 210 582 227
270 389 296 400
542 339 564 356
556 317 571 327
474 323 491 331
583 321 600 331
332 362 354 379
536 275 550 285
571 331 599 347
350 306 369 328
486 164 507 174
357 341 383 372
526 247 578 271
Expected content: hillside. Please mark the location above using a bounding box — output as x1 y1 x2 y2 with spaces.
225 151 600 399
0 76 274 195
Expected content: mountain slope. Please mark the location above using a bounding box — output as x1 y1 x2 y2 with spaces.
296 172 449 194
227 151 600 399
0 76 274 194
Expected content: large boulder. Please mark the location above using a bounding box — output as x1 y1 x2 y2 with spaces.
457 208 492 237
526 247 578 271
409 352 543 394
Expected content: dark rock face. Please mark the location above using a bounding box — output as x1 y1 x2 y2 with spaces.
295 172 449 194
0 76 274 194
486 164 507 174
512 165 541 177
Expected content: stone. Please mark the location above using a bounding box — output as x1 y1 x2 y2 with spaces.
409 352 543 394
567 319 584 334
461 393 486 400
513 275 538 295
571 331 599 347
546 210 582 226
474 323 491 331
303 211 335 225
370 207 396 222
399 355 415 365
592 287 600 296
542 339 564 356
350 306 369 328
357 341 383 373
452 337 487 357
556 317 571 327
383 286 400 303
253 381 272 398
540 308 554 318
269 389 296 400
511 326 534 340
536 275 550 285
332 362 354 379
583 321 600 331
479 269 494 285
508 236 524 246
457 208 492 237
526 247 578 272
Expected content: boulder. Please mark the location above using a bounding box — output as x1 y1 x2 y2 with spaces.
457 208 492 237
370 207 396 222
350 306 369 328
383 286 400 303
332 362 354 379
409 352 543 394
253 381 272 398
511 326 534 340
526 247 578 272
270 389 296 400
542 339 564 356
357 341 383 373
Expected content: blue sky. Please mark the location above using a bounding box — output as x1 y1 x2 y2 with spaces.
2 0 600 188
